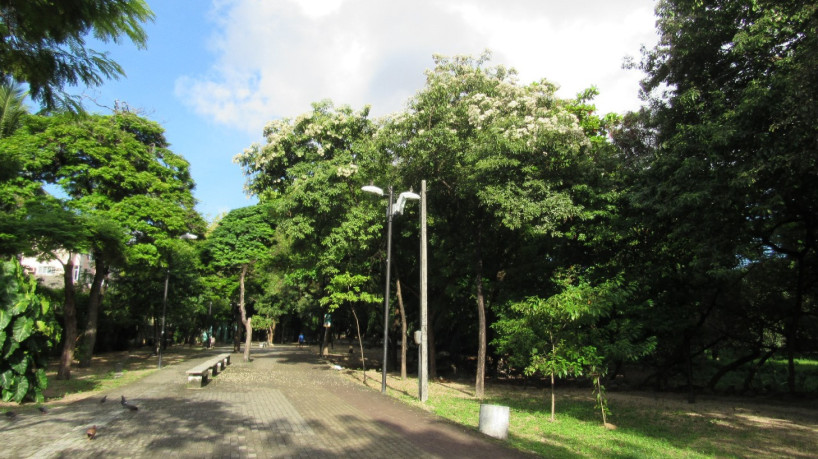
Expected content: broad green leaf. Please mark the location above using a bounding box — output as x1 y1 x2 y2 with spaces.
12 377 29 403
35 368 47 389
0 309 10 329
3 340 19 359
12 317 34 343
0 369 12 389
10 355 29 374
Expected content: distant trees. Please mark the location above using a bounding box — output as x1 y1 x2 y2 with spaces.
235 101 385 357
202 204 275 362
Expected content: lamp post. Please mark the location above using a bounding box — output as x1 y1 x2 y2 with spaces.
362 185 419 393
419 180 428 402
158 232 198 369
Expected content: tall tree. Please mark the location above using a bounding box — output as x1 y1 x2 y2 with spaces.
235 101 385 359
0 0 154 111
385 53 610 397
203 204 276 362
24 200 91 380
0 110 202 366
633 0 818 393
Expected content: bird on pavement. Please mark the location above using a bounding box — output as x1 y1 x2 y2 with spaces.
100 395 107 403
121 395 138 411
86 425 97 440
4 411 16 420
38 406 48 414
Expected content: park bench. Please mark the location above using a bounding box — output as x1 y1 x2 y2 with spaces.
186 353 232 388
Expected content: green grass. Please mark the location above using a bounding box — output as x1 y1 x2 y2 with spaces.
428 393 723 458
697 356 818 394
45 368 155 399
375 373 818 458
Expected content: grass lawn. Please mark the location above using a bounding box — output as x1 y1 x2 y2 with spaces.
0 345 209 410
327 350 818 458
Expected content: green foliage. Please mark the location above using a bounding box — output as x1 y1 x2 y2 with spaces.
494 282 603 380
203 204 276 273
0 0 154 111
0 258 60 403
0 82 27 138
320 272 381 312
235 101 384 338
623 0 818 391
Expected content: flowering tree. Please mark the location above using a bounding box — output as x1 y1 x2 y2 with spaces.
235 101 386 356
387 52 613 398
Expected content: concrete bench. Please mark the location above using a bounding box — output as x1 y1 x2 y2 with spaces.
186 354 233 388
186 361 214 388
215 353 231 368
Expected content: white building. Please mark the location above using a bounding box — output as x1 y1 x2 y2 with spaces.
20 252 95 290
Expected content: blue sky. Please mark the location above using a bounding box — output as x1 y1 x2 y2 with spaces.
82 0 658 221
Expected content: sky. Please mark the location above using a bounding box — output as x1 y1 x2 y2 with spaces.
83 0 659 221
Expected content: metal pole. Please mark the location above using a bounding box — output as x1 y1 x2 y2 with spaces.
159 269 169 369
420 180 428 402
382 186 394 394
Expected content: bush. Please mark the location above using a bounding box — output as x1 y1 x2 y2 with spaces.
0 258 61 403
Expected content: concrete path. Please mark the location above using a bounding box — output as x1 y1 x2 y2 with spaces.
1 345 534 458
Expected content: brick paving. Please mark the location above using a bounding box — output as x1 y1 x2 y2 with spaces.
0 345 535 458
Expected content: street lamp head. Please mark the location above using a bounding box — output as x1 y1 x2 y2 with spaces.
393 191 420 215
399 191 420 201
180 233 198 240
361 185 384 196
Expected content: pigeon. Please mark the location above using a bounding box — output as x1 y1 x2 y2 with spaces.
121 395 138 411
86 425 97 440
100 395 107 403
38 406 48 414
4 411 16 420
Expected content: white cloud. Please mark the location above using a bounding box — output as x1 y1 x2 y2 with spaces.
175 0 658 134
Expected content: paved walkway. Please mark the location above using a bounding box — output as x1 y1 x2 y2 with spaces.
1 345 535 458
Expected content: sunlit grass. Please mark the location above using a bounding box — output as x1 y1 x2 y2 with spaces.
45 368 156 400
353 369 818 458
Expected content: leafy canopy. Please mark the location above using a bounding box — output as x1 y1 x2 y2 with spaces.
0 0 154 112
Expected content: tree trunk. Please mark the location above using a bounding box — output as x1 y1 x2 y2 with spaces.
396 278 408 379
787 254 806 393
267 321 275 346
238 264 252 362
707 351 760 391
79 257 107 368
685 335 696 403
351 306 367 383
57 255 77 380
550 371 556 422
233 304 241 352
321 325 330 356
475 237 487 399
742 348 776 394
